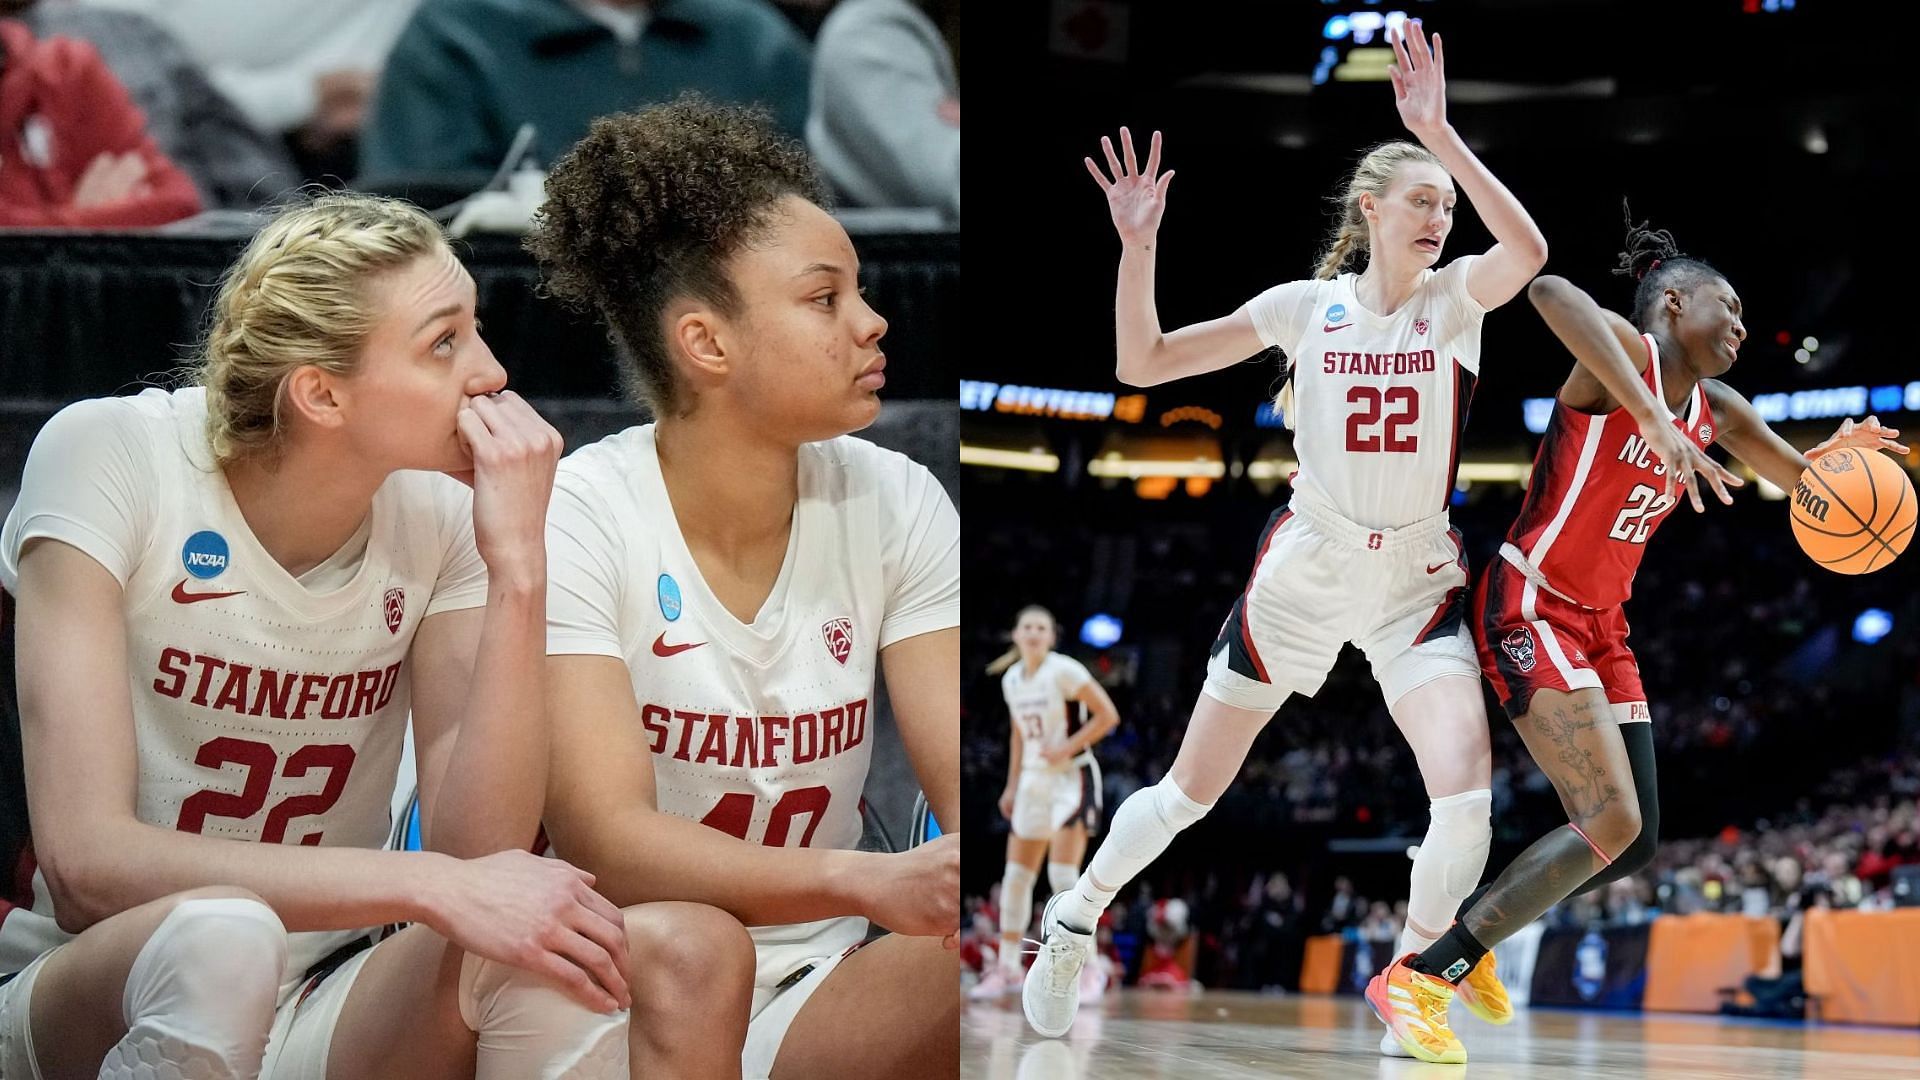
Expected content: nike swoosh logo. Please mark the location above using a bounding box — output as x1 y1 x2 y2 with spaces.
1425 562 1452 575
652 633 706 657
172 579 246 604
1324 323 1354 333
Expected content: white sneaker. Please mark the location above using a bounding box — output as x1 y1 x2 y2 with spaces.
1023 894 1094 1038
1077 955 1109 1005
1379 1031 1413 1057
968 965 1021 1000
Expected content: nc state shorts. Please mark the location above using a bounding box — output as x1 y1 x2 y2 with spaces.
1474 553 1649 724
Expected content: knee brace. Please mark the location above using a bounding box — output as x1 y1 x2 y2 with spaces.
1046 862 1079 898
99 897 287 1080
461 952 629 1080
999 862 1038 939
1405 789 1492 939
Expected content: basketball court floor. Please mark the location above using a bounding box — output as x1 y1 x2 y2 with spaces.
963 991 1920 1078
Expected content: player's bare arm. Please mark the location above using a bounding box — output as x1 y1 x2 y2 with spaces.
1704 381 1907 493
411 391 565 858
1084 128 1267 388
1040 680 1120 768
1386 19 1548 310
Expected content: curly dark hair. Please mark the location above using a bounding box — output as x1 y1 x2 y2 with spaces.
525 95 828 417
1611 201 1726 330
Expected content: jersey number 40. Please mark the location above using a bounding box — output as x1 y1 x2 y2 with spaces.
701 786 832 847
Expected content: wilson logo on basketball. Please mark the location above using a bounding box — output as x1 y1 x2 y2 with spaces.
1500 627 1538 673
383 587 405 634
1793 480 1831 523
821 618 854 665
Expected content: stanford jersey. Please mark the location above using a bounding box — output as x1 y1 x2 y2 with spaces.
0 389 487 990
1246 255 1485 529
1000 652 1094 774
1503 334 1716 609
545 425 959 989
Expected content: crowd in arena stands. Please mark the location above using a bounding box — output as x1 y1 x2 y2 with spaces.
0 0 959 227
964 481 1920 992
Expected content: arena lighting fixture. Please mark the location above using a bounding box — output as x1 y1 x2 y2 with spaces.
1854 608 1893 646
1246 459 1296 481
1088 457 1226 479
1332 46 1396 82
1456 463 1532 484
958 445 1060 472
1081 614 1123 649
1089 433 1224 480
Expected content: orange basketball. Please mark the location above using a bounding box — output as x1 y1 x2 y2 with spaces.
1789 448 1916 574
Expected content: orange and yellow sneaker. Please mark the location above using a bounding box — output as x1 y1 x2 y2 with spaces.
1453 949 1514 1025
1365 954 1468 1065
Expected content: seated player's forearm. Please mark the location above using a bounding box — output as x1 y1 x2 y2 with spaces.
556 806 876 926
43 816 450 934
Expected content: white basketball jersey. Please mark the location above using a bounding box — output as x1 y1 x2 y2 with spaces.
1247 255 1486 529
1000 652 1093 774
0 388 486 984
545 425 959 987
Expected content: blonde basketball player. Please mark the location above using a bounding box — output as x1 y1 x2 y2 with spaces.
968 606 1119 1003
527 99 961 1080
1026 21 1549 1055
0 193 737 1079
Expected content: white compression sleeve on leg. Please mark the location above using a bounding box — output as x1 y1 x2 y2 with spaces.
1056 777 1211 932
1046 862 1079 897
999 861 1038 971
1399 788 1492 956
98 897 287 1080
461 952 629 1080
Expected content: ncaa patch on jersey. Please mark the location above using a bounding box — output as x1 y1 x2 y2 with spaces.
1500 627 1538 673
1698 423 1714 444
1326 303 1346 323
181 530 230 579
658 573 683 621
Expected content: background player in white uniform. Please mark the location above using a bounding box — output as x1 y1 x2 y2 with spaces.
0 194 736 1079
1026 22 1550 1047
969 606 1118 1002
527 101 961 1080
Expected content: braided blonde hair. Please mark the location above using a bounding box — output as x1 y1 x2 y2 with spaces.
192 192 449 463
1274 141 1444 424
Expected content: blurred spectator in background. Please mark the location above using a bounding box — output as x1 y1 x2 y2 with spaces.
16 0 294 207
79 0 420 182
78 0 418 184
362 0 810 182
0 15 200 226
807 0 958 219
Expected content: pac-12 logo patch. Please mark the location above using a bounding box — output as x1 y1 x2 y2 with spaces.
1501 627 1538 673
658 573 683 622
1325 304 1346 323
181 530 230 579
822 618 854 666
383 587 406 634
1414 317 1430 336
